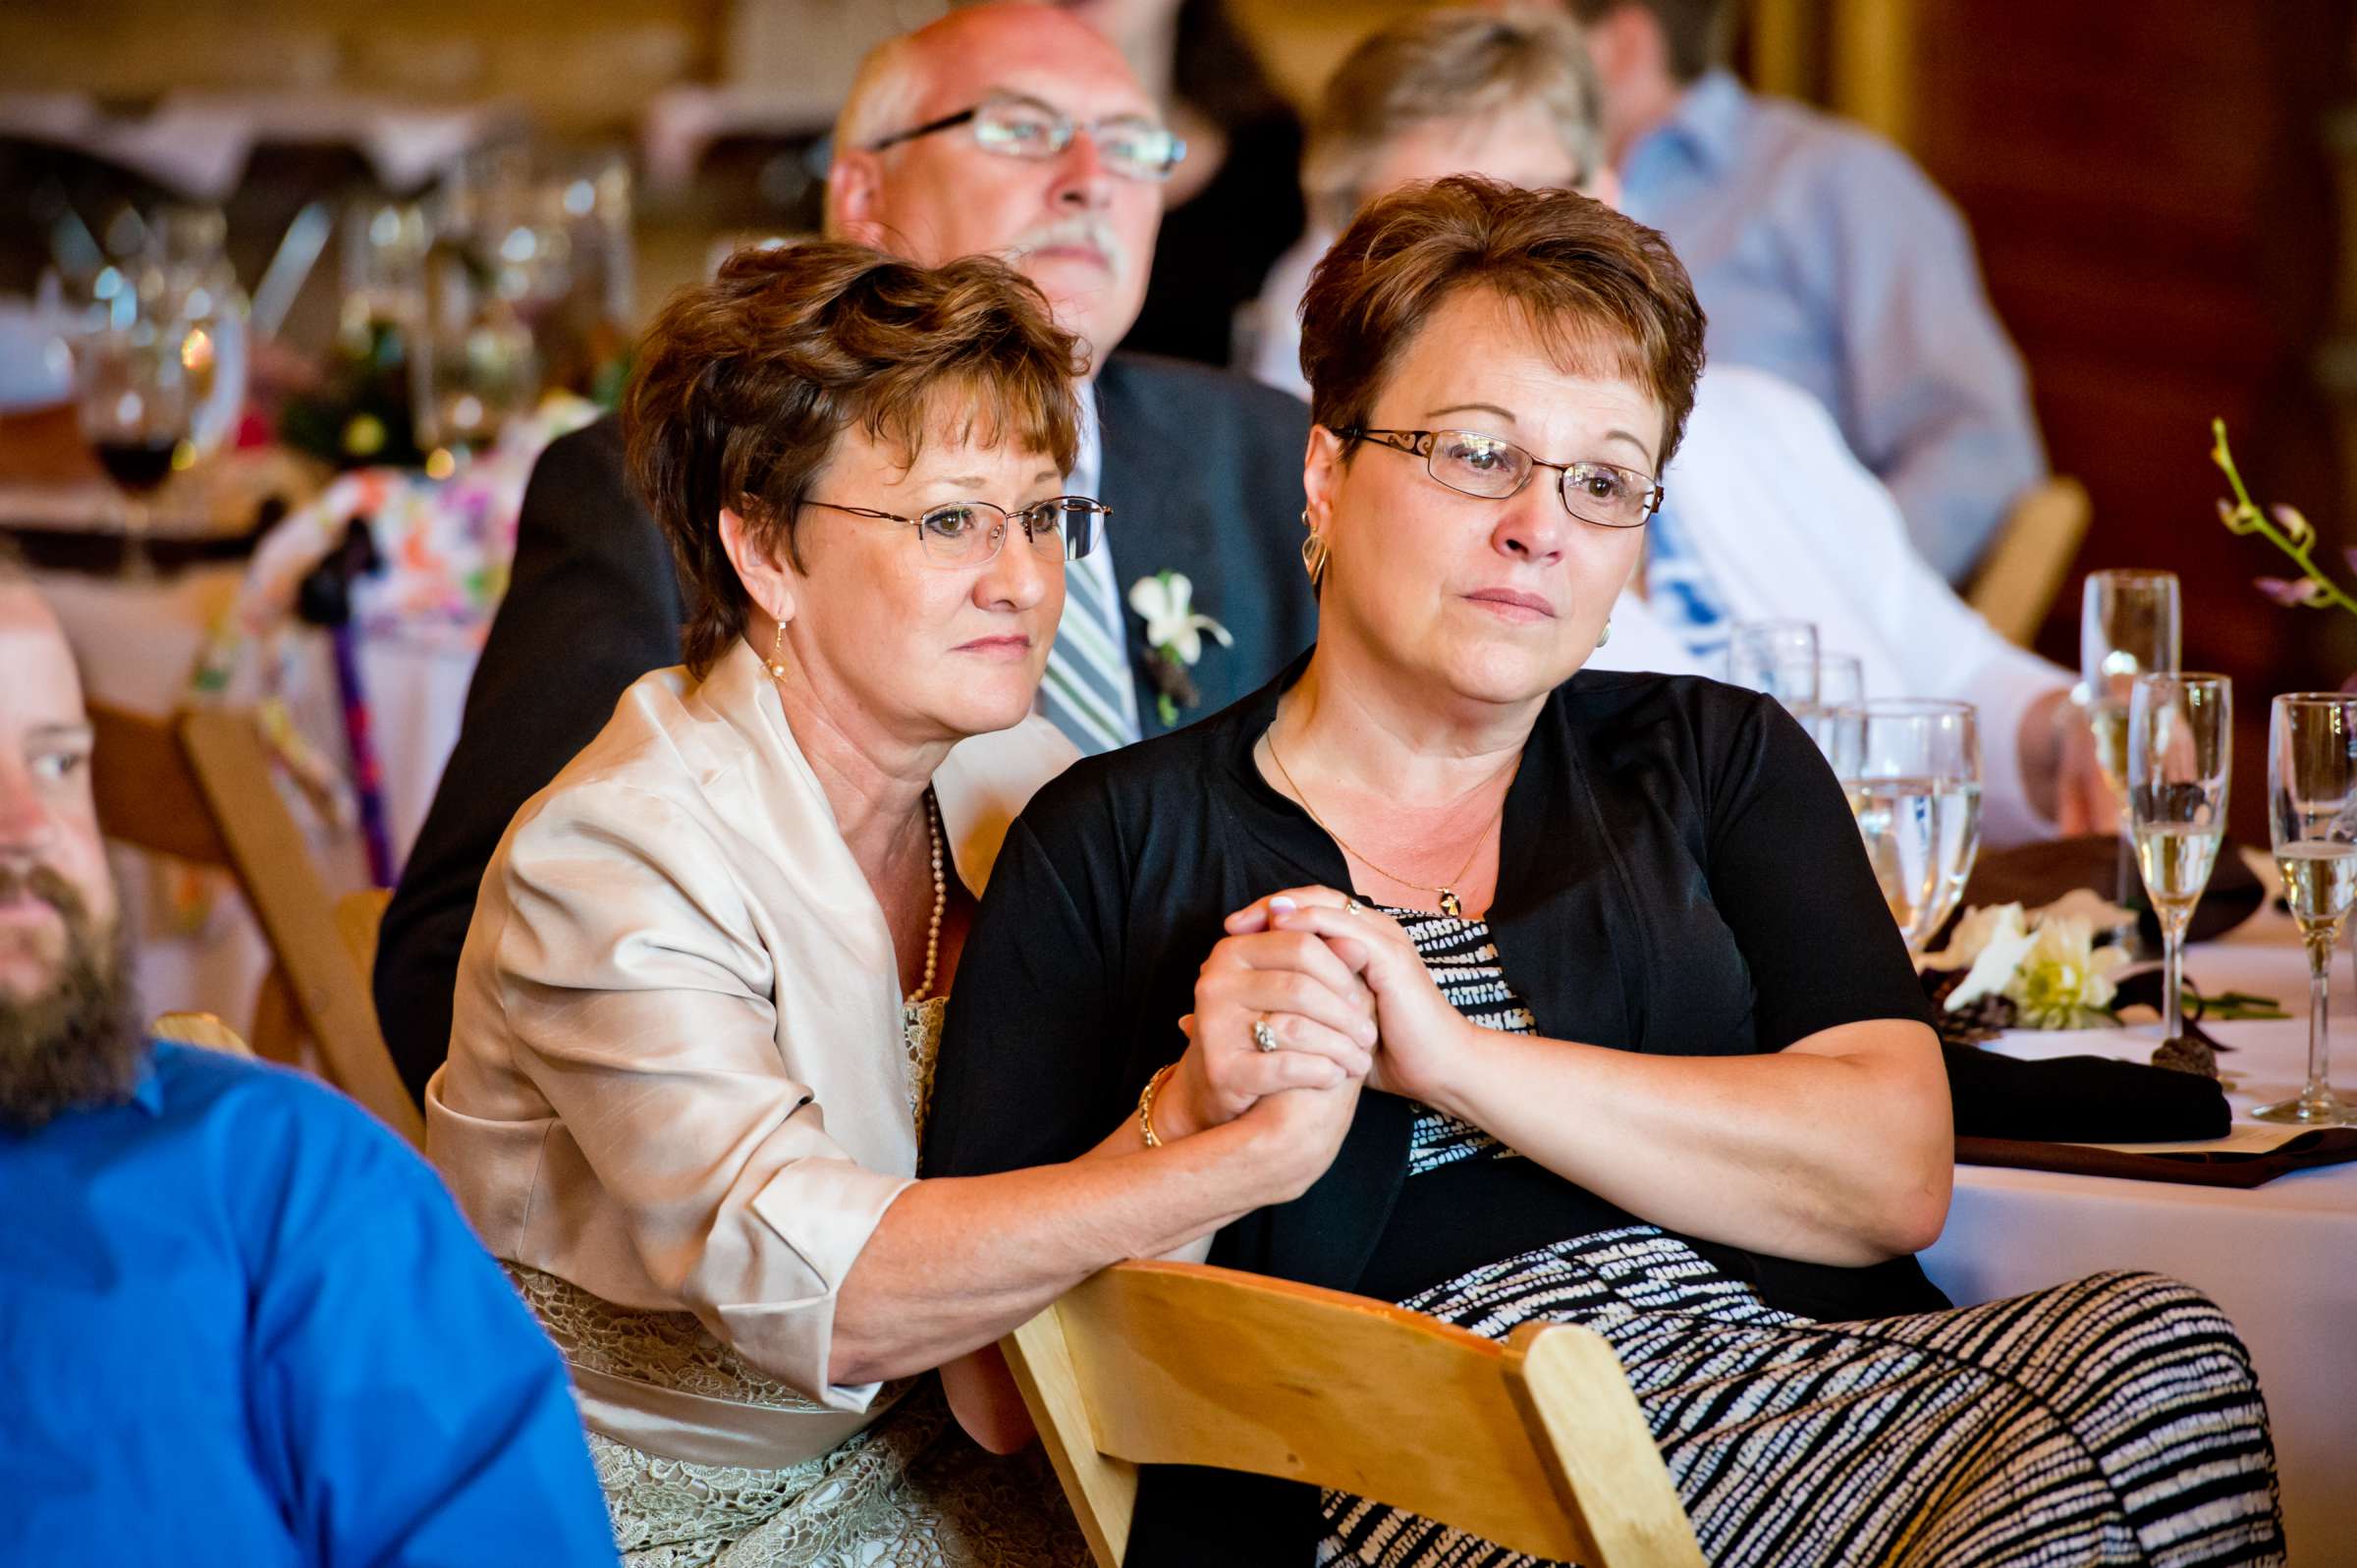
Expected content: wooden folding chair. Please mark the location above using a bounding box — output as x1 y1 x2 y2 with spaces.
1002 1260 1703 1568
150 1010 253 1056
336 887 392 988
86 700 423 1147
1966 475 2091 648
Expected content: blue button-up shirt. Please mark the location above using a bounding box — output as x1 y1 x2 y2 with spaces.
1620 71 2045 584
0 1044 620 1566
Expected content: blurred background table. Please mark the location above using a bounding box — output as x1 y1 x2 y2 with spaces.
1922 907 2357 1558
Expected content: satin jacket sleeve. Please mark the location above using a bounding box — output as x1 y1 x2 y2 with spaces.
427 645 1073 1415
469 774 914 1412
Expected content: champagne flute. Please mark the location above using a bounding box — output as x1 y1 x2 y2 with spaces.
2082 570 2181 950
2258 694 2357 1125
2126 675 2231 1047
1842 700 1984 952
1727 620 1818 707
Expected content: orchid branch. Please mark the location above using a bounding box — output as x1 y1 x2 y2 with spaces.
2211 417 2357 615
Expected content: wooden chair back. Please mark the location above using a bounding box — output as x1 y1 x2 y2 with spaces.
1966 475 2091 647
150 1010 253 1056
86 701 424 1147
1002 1260 1703 1568
336 888 391 988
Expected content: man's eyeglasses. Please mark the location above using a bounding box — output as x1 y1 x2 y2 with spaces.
800 495 1110 568
1342 428 1664 530
867 94 1187 183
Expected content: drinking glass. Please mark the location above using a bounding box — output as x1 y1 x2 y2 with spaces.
2259 694 2357 1125
2081 570 2181 947
1841 700 1984 952
144 204 247 459
2126 675 2231 1047
1798 653 1865 766
1727 620 1818 707
75 294 195 576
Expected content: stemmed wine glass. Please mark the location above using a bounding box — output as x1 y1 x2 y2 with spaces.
2126 675 2232 1049
2081 570 2181 951
2258 694 2357 1125
1842 700 1984 953
1727 620 1819 708
75 294 195 577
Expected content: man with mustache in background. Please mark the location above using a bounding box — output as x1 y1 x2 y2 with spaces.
0 564 620 1566
374 1 1317 1101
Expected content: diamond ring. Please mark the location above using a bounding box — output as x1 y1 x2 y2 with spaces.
1343 897 1365 915
1251 1017 1280 1054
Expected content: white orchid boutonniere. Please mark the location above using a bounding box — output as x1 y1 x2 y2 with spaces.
1127 570 1233 727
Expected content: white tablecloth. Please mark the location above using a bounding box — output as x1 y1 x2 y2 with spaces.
1921 910 2357 1561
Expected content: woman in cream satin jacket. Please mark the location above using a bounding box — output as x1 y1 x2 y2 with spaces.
425 243 1375 1564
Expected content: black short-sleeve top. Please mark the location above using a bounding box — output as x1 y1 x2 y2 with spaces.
924 655 1940 1313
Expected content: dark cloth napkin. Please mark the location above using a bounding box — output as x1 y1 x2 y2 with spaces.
1956 1129 2357 1188
1954 835 2265 946
1943 1043 2230 1142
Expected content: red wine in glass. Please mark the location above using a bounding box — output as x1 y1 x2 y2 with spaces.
92 439 179 495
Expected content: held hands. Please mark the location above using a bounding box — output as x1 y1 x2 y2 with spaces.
1227 887 1483 1110
1156 914 1380 1145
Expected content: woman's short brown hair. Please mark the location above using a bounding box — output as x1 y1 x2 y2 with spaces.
1299 175 1705 474
625 241 1086 676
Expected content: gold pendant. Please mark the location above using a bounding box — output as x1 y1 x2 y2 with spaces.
1438 889 1462 918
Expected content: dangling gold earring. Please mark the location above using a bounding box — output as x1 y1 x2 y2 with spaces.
766 620 789 680
1299 511 1329 591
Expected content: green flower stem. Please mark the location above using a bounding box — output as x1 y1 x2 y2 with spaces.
2212 418 2357 615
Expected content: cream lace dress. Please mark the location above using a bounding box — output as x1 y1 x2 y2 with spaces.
513 999 1090 1568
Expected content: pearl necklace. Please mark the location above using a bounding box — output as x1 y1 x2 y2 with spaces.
905 789 946 1005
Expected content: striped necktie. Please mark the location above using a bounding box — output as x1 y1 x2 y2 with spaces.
1040 551 1141 755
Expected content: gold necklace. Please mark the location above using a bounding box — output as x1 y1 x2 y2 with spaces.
1262 729 1498 918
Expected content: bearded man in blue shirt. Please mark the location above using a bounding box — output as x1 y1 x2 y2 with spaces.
1566 0 2047 584
0 565 620 1566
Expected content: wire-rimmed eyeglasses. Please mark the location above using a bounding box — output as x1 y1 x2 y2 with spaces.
866 94 1187 183
1342 427 1664 529
799 495 1109 568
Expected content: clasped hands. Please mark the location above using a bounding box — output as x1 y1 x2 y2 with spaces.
1153 886 1484 1155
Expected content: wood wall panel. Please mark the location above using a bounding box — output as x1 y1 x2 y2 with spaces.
1911 0 2351 711
1907 0 2350 839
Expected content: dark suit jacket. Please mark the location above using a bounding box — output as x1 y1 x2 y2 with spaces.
375 353 1316 1102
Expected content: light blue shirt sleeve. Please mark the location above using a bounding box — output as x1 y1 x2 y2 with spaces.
1622 75 2046 585
241 1081 621 1566
1805 136 2047 582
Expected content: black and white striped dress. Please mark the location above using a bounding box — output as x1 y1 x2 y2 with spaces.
1316 909 2285 1568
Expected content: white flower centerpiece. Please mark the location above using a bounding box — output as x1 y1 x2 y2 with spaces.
1923 892 2134 1031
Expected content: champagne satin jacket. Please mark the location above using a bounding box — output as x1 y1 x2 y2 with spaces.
426 639 1072 1430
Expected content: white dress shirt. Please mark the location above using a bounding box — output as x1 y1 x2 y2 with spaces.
1587 366 2068 846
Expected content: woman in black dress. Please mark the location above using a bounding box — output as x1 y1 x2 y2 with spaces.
925 177 2282 1566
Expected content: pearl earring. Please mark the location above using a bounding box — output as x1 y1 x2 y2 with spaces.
766 621 788 680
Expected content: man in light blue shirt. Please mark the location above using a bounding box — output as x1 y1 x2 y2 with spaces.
1569 0 2046 583
0 567 620 1567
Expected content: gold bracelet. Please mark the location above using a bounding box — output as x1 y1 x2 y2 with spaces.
1136 1061 1180 1149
